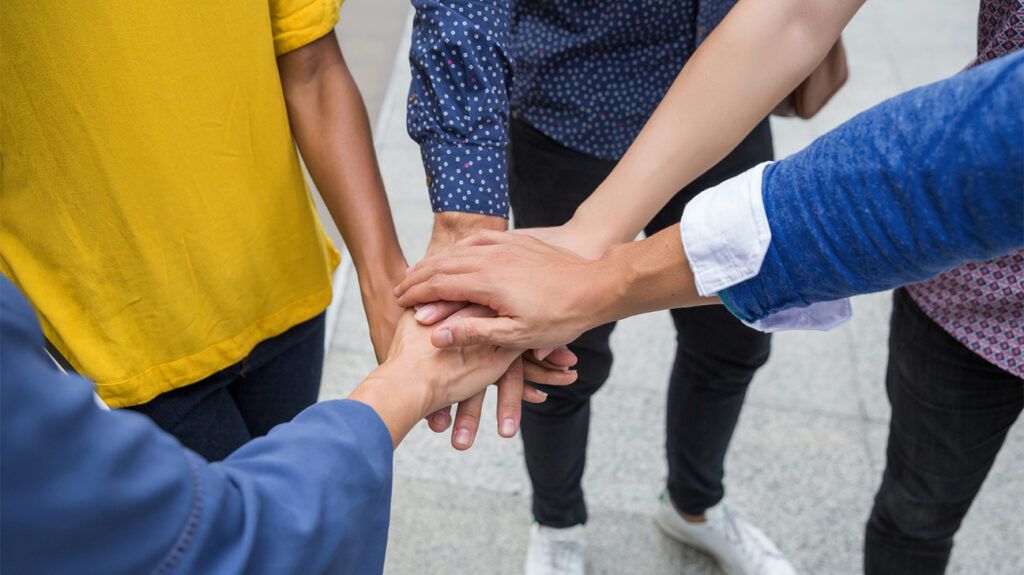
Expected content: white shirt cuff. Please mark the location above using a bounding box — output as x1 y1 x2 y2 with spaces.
679 161 852 333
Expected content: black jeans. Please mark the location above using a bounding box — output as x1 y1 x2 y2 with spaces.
129 313 326 461
865 289 1023 574
508 118 774 527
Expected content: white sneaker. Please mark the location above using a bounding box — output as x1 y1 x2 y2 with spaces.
654 492 797 575
524 522 586 575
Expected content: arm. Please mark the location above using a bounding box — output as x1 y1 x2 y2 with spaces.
718 50 1024 322
542 0 863 257
404 0 519 447
0 280 565 574
279 31 406 362
394 52 1024 347
407 0 514 250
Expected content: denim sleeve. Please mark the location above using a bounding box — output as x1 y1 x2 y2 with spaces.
407 0 514 217
0 279 393 575
720 51 1024 323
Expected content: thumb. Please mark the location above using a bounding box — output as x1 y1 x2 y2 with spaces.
432 316 521 348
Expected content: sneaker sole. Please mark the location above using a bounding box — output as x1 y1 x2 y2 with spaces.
653 511 738 575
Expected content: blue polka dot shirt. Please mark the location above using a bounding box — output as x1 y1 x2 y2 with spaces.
407 0 738 217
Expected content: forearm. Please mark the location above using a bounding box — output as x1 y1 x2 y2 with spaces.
280 32 405 283
590 225 716 328
570 0 862 250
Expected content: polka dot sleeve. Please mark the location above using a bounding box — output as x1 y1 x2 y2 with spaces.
407 0 513 217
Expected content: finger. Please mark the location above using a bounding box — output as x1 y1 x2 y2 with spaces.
395 274 491 309
545 346 578 368
413 300 469 325
432 316 521 348
426 406 452 432
398 254 490 298
533 347 555 362
523 360 578 386
451 391 485 450
522 384 550 404
495 358 524 438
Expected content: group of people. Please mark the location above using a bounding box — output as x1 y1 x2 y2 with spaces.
1 1 1020 575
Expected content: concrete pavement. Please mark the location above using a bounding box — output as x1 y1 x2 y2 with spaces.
320 2 1024 573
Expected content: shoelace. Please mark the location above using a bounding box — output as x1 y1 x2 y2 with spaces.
720 505 785 573
549 540 583 571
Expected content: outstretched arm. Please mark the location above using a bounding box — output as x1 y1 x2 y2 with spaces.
533 0 863 257
396 52 1024 348
279 30 407 363
1 279 576 575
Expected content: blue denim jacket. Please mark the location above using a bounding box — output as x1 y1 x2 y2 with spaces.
0 279 393 574
720 51 1024 323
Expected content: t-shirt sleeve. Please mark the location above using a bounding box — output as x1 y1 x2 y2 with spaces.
269 0 344 56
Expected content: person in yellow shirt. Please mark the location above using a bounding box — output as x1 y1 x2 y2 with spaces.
1 1 407 460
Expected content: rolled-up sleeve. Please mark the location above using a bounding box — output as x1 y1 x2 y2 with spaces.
713 51 1024 325
269 0 344 56
407 0 514 217
680 162 852 332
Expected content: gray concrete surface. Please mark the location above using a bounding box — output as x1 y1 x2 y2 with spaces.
320 2 1024 573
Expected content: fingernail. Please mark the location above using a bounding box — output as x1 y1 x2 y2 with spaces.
393 286 401 296
436 328 454 346
454 427 471 447
415 305 433 322
536 390 548 399
501 418 516 436
433 411 448 426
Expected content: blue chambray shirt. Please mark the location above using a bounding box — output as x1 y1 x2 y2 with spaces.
407 0 738 217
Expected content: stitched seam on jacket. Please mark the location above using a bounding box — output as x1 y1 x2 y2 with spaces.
152 453 205 575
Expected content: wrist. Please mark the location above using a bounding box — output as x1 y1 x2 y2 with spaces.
569 199 629 255
356 253 406 291
429 211 507 253
350 363 433 447
586 244 637 327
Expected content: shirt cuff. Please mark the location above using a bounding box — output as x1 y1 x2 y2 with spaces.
680 161 852 333
680 161 773 297
733 298 852 332
420 141 509 218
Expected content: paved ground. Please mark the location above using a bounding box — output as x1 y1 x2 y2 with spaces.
321 2 1024 574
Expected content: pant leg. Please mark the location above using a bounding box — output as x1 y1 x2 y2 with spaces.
229 312 326 437
509 118 619 527
865 288 1023 575
127 365 252 462
645 119 775 516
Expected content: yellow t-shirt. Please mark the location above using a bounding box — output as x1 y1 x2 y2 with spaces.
1 0 344 407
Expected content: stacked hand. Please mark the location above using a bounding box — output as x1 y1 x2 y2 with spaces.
351 307 576 447
398 230 601 351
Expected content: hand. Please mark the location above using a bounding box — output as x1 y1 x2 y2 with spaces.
350 306 577 447
509 220 607 261
419 212 578 449
395 230 609 351
423 345 578 450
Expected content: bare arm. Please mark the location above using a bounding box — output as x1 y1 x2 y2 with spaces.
278 31 406 362
557 0 863 255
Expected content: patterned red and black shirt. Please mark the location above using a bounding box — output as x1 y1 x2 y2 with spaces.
905 0 1024 377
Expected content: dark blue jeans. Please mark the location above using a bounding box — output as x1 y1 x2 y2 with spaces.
865 289 1022 574
128 313 326 461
